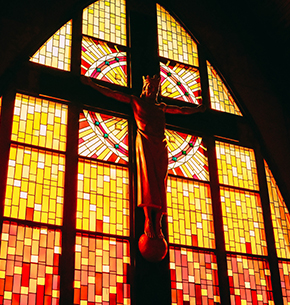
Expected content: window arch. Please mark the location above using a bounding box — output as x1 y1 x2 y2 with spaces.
0 1 288 305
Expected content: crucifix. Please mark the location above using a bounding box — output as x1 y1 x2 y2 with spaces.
81 75 204 261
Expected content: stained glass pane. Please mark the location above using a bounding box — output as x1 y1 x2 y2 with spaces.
82 0 127 46
264 161 290 259
77 159 129 236
0 222 62 305
227 255 274 305
4 145 65 225
207 61 242 116
167 177 214 248
216 141 259 190
81 37 127 86
12 93 68 151
160 61 201 105
30 20 72 71
279 260 290 305
156 4 198 67
166 129 208 180
79 110 128 164
170 247 220 304
74 234 130 305
221 187 267 256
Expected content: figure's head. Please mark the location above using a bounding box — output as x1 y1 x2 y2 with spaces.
140 75 161 100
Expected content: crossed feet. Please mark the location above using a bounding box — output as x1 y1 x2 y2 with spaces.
144 211 164 239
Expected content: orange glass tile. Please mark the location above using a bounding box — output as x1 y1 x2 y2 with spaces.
4 145 65 225
30 20 72 71
265 161 290 259
0 222 62 305
77 159 129 236
227 255 274 305
216 141 259 190
170 247 220 305
81 37 127 86
82 0 127 46
160 61 201 105
221 187 267 256
207 61 242 116
167 176 215 248
156 4 199 67
279 260 290 305
79 110 128 164
74 234 130 305
166 129 209 180
12 93 68 151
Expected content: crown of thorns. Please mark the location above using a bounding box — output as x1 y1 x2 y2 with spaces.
142 75 161 87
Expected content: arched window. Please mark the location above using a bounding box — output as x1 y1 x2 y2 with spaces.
0 1 288 305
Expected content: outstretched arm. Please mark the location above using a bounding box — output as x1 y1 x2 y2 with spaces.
81 76 131 104
160 102 206 115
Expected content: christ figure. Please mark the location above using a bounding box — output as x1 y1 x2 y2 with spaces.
81 75 205 239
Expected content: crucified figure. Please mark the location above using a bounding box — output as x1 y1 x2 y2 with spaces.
81 75 205 239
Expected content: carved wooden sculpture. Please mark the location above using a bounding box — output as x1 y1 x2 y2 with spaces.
81 75 204 261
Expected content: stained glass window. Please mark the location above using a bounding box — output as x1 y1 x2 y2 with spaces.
216 141 259 190
82 0 127 46
166 129 209 180
167 177 215 248
170 247 220 304
227 255 274 304
12 93 68 151
30 20 72 71
156 4 198 67
77 159 129 235
81 37 127 86
74 234 130 305
4 145 65 225
160 61 201 105
79 110 128 164
0 222 62 305
279 260 290 304
220 187 267 256
264 161 290 259
207 61 242 116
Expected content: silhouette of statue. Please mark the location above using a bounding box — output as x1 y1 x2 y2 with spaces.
81 75 205 242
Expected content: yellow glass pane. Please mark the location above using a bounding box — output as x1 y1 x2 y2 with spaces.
221 187 267 255
167 176 215 248
227 255 274 304
12 93 68 151
265 161 290 259
74 234 130 304
278 260 290 304
170 247 220 305
0 222 62 304
156 4 198 66
77 158 129 236
216 141 259 190
30 20 72 71
207 61 242 116
82 0 127 46
4 145 65 225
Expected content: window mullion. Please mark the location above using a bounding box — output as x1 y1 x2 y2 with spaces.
197 46 211 110
59 103 80 305
0 90 16 229
205 135 231 305
71 10 83 76
254 145 284 304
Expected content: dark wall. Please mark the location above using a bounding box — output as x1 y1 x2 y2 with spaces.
0 0 289 202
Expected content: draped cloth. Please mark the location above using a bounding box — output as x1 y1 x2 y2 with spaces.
131 97 168 214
